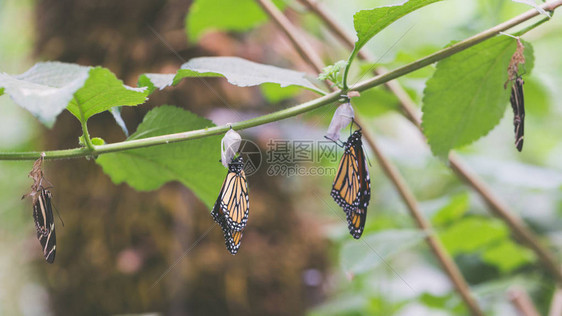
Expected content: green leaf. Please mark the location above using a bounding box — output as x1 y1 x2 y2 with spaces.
419 292 466 314
524 76 550 116
340 229 426 274
431 192 469 227
0 62 90 127
318 60 347 88
0 62 148 128
481 240 536 273
139 56 323 93
186 0 286 42
260 83 301 103
66 67 148 124
345 0 443 85
96 105 224 209
438 217 507 255
422 37 534 158
391 47 439 78
137 73 163 95
91 137 106 146
353 87 401 117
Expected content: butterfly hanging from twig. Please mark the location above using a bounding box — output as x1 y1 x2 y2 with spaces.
509 76 525 152
22 155 59 263
505 37 526 152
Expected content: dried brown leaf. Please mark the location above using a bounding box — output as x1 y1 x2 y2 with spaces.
506 38 526 83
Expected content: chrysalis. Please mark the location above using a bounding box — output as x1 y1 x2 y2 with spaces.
325 100 355 142
221 128 242 168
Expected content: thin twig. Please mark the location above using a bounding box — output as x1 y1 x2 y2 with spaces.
358 120 484 316
76 97 95 152
255 0 325 73
255 0 484 314
549 287 562 316
299 0 562 286
450 154 562 285
508 286 541 316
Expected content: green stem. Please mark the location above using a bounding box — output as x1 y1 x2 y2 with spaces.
514 15 551 36
80 120 95 152
0 92 341 160
341 48 357 90
0 2 559 161
77 98 95 152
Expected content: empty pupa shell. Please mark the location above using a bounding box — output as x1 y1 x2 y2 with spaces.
325 102 354 142
221 129 242 168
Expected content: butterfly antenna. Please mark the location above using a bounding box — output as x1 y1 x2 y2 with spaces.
52 201 65 227
364 145 373 168
324 135 344 148
352 118 363 131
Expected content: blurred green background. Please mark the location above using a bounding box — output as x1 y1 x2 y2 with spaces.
1 0 561 315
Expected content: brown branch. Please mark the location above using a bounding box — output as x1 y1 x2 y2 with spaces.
299 0 562 286
358 120 484 316
508 287 541 316
297 0 421 125
255 0 325 73
549 288 562 316
449 153 562 284
255 0 484 315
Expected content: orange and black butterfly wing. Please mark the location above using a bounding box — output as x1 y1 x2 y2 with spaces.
348 131 371 239
33 188 56 263
220 171 249 232
330 151 359 208
212 185 244 255
211 164 229 225
346 134 370 239
354 132 371 210
222 227 243 255
345 207 367 239
331 131 362 209
332 130 371 239
211 189 225 226
212 157 247 254
220 158 249 232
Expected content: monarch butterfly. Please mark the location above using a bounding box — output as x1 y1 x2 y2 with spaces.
212 156 249 254
509 76 525 151
331 129 371 239
23 156 57 263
